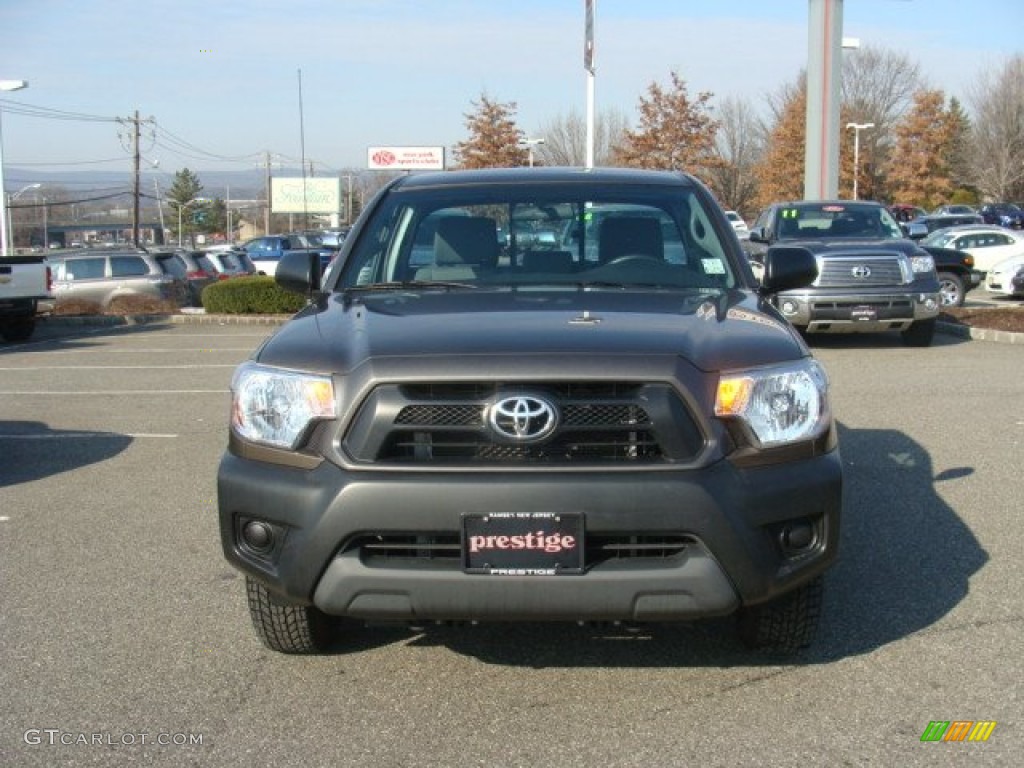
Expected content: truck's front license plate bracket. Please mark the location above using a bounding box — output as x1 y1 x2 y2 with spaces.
462 512 584 575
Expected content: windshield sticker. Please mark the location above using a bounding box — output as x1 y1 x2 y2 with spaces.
821 205 846 213
702 258 726 275
781 209 800 219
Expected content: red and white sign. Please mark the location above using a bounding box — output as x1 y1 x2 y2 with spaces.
367 146 445 171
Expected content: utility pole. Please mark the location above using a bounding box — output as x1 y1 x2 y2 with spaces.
118 111 153 247
258 151 274 235
132 110 141 246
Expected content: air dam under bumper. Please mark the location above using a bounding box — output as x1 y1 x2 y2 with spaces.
314 543 740 621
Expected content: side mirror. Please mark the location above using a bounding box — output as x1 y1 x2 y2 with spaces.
905 222 928 240
760 246 818 294
276 250 322 295
748 228 769 244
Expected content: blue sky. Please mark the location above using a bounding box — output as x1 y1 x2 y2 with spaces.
1 0 1021 184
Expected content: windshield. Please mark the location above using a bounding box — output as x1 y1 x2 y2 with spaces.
775 202 904 240
337 185 738 292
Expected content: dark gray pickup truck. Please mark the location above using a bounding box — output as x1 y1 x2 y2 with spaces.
745 200 941 346
218 168 843 656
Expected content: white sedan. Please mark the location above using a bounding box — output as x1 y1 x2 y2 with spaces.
985 254 1024 297
725 211 750 240
921 225 1024 272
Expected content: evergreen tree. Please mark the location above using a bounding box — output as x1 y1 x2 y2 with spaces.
168 168 205 246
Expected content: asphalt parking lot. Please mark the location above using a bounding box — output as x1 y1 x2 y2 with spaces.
1 318 1022 767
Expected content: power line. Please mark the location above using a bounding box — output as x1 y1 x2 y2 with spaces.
0 99 118 123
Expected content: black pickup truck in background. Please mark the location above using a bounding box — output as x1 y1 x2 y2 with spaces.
920 246 980 307
744 200 942 345
0 255 52 342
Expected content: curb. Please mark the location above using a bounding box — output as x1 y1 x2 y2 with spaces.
40 313 289 328
936 320 1024 345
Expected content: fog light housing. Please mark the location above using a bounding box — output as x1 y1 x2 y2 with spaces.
778 520 816 554
241 520 275 554
922 296 938 311
780 300 798 315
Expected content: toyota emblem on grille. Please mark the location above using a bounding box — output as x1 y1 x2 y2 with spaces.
488 396 558 443
851 265 872 279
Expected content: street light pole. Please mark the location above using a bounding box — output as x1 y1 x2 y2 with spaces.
846 122 875 200
0 79 29 257
520 138 545 168
169 199 197 248
6 182 39 254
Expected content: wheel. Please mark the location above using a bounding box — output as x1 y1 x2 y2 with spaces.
737 576 823 654
245 576 335 654
0 318 35 343
901 318 936 347
937 272 965 307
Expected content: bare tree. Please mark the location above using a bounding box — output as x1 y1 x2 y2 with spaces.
969 54 1024 202
533 108 629 167
705 96 764 217
841 45 923 202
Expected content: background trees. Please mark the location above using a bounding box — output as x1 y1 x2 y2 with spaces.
448 47 1022 220
612 72 719 178
969 54 1024 202
886 90 957 209
452 95 528 169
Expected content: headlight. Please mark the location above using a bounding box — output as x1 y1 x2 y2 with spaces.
715 359 830 447
910 254 935 274
231 362 336 449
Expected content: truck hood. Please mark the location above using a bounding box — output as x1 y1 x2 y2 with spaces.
776 237 922 255
256 289 806 374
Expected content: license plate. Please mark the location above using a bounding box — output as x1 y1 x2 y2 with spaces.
462 512 584 575
850 305 877 322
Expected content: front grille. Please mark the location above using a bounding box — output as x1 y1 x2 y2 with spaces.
353 532 696 569
344 381 704 466
816 256 905 287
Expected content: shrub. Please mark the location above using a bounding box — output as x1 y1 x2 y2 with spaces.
201 276 308 315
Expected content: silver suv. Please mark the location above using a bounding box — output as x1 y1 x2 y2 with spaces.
48 250 189 311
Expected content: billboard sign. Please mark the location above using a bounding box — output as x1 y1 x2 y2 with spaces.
271 177 340 214
367 146 445 171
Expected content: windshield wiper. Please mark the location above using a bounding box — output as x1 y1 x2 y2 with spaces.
344 280 478 293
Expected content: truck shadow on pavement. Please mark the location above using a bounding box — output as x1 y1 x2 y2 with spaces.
0 421 133 487
385 422 987 667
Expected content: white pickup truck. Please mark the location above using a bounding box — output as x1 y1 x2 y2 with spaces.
0 255 53 342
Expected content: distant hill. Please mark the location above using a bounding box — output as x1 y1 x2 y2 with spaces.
6 166 323 201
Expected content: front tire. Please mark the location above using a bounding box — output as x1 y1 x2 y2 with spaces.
901 318 936 347
937 272 965 307
737 576 824 654
246 576 335 654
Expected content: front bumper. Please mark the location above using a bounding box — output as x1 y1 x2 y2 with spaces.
774 288 940 332
218 447 842 622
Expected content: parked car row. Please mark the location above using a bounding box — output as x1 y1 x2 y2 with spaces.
43 247 259 313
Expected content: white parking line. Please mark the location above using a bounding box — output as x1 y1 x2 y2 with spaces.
0 390 225 395
0 365 236 371
0 433 178 439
